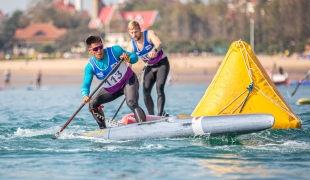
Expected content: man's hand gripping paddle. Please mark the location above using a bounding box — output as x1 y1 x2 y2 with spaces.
52 59 124 139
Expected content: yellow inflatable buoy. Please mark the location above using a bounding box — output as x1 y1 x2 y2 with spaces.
191 40 301 129
296 98 310 105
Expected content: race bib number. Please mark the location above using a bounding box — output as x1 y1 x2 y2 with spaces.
140 54 150 61
104 70 123 87
102 63 127 87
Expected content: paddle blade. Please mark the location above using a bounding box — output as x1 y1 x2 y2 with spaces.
52 132 60 139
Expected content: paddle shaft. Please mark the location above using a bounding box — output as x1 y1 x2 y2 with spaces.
52 59 124 139
111 61 150 121
291 70 310 97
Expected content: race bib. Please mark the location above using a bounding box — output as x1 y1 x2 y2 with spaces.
102 63 127 88
140 54 150 61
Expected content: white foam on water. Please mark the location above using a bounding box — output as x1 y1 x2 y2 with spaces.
246 140 310 152
282 140 310 149
143 144 165 150
11 126 86 139
14 127 48 137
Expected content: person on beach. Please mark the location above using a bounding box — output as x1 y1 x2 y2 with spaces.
81 35 146 129
126 20 170 116
4 69 11 88
36 70 42 88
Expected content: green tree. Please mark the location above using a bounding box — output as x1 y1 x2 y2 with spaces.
2 0 310 56
22 0 90 29
54 22 103 54
0 10 24 52
37 44 55 54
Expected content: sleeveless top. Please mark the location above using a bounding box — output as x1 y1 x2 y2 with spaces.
89 47 133 94
131 30 163 65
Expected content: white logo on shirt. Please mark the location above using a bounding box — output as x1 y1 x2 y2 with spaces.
96 72 104 78
145 45 152 51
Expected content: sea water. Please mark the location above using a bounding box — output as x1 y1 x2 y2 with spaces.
0 84 309 179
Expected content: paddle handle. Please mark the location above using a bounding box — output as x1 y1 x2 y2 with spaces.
52 59 124 139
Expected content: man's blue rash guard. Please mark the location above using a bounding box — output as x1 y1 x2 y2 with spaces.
81 45 138 97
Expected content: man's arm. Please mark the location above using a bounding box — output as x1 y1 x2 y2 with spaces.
112 45 138 64
125 43 135 68
148 30 163 52
81 64 94 98
147 30 163 58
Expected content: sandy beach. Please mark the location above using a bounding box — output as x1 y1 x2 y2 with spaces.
1 54 309 87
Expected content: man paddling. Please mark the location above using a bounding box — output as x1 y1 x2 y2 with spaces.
126 21 170 116
81 35 146 129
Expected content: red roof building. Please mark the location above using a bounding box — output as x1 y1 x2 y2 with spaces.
88 5 160 31
53 0 76 13
52 0 90 17
0 11 6 24
13 22 67 56
14 22 67 44
0 11 5 18
88 6 123 30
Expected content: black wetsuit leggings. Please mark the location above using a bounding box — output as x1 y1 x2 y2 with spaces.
89 73 146 122
143 57 170 116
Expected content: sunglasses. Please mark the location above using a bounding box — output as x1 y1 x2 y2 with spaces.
89 44 104 51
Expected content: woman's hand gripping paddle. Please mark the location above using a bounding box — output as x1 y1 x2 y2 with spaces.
52 59 124 139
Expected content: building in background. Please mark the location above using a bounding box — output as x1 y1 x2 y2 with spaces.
0 11 6 24
13 22 67 57
88 0 161 47
11 0 160 57
52 0 89 16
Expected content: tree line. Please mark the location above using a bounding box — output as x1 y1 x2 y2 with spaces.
0 0 309 58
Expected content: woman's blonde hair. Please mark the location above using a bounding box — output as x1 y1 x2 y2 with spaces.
128 20 141 30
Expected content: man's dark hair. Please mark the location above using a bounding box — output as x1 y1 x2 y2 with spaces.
86 35 102 47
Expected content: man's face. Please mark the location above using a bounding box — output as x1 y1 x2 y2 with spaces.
128 27 141 41
88 43 104 60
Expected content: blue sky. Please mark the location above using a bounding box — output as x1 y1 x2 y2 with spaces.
0 0 116 16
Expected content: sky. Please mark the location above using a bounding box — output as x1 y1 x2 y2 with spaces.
0 0 117 16
0 0 210 16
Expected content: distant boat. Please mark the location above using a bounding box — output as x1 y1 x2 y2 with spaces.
266 69 289 85
270 72 290 85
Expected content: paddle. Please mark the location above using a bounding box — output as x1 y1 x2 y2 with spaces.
111 60 151 121
52 59 124 139
291 70 310 97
